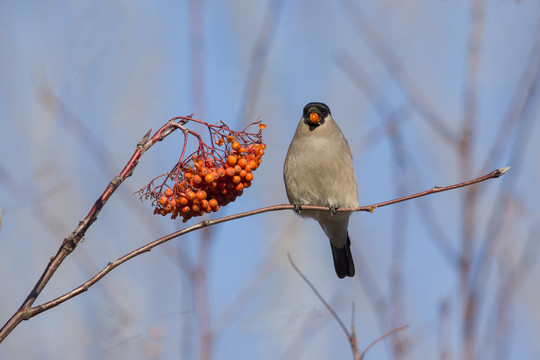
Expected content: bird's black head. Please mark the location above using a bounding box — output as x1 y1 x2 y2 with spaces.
303 102 331 127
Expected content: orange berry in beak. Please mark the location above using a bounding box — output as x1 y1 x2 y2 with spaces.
309 112 319 124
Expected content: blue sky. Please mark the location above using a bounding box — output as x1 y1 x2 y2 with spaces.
1 1 539 359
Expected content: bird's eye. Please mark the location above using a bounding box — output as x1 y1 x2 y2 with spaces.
309 112 319 123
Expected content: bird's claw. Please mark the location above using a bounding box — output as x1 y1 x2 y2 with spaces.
294 204 302 215
329 206 338 216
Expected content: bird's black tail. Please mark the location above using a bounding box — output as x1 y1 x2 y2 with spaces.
330 235 355 279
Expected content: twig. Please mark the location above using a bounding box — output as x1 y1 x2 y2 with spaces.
359 325 410 360
358 166 510 213
287 253 351 338
287 253 409 360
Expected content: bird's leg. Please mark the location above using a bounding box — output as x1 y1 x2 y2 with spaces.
329 205 338 216
294 204 302 215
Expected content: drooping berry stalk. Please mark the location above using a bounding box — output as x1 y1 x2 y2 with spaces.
137 119 267 222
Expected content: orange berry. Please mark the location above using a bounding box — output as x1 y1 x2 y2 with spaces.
159 196 168 205
226 155 237 166
245 172 254 181
239 147 247 153
235 182 244 191
239 169 247 178
164 188 173 197
196 190 207 200
247 160 258 170
217 167 226 177
194 158 204 170
200 199 209 209
231 141 240 150
179 196 188 206
237 158 248 168
225 167 235 176
169 198 177 207
205 158 214 168
227 135 235 143
205 173 215 183
199 167 209 176
191 204 200 212
186 191 196 201
243 180 251 188
180 206 190 214
192 174 202 185
234 164 242 174
259 123 267 130
211 204 220 212
184 172 193 180
209 198 218 208
232 175 241 184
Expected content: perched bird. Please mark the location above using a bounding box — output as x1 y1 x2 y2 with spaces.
283 102 359 278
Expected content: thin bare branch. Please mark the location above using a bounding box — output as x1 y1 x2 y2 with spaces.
360 325 410 360
287 253 351 338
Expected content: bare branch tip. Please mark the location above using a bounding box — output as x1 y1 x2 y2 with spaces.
138 129 152 146
495 166 511 177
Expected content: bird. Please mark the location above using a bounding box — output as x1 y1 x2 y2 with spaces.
283 102 359 279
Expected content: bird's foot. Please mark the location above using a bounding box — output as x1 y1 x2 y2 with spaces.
294 204 302 215
329 205 338 216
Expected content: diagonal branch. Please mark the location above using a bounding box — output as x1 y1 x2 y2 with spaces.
287 253 351 337
0 115 193 342
287 252 409 360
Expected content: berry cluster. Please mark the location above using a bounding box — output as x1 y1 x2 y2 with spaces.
138 119 266 222
155 142 265 222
